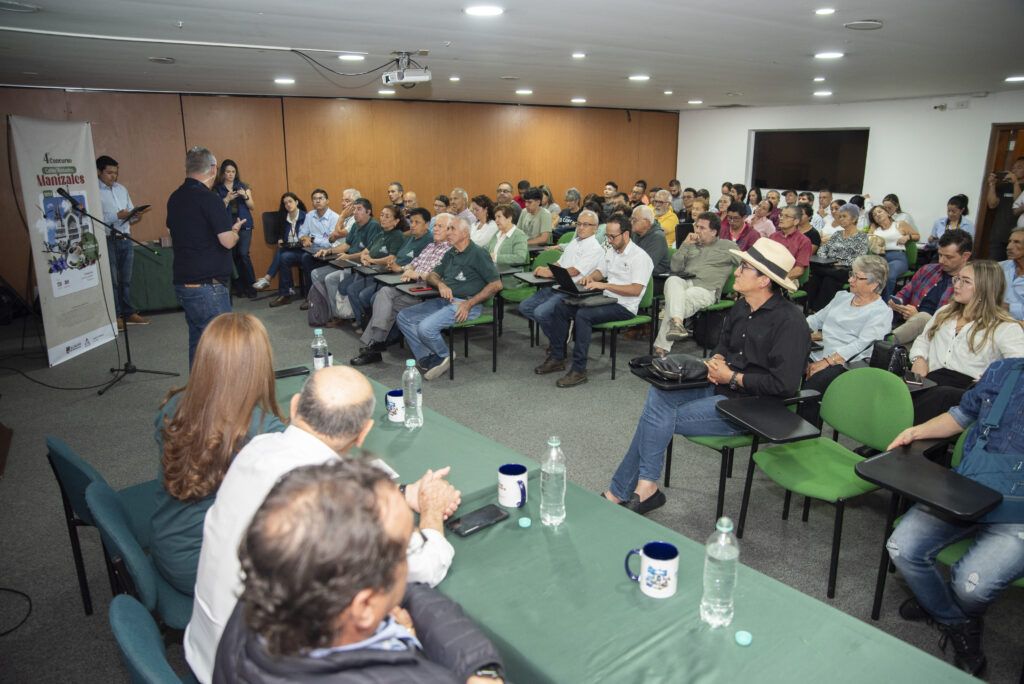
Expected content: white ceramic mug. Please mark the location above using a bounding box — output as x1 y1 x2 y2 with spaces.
625 541 679 599
497 463 528 508
385 389 405 423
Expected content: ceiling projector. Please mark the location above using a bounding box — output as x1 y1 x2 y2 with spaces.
382 68 432 85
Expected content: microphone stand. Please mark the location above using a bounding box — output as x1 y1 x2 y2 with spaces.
60 191 180 394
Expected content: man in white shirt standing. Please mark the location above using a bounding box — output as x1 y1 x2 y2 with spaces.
536 214 654 387
185 366 461 683
97 155 150 330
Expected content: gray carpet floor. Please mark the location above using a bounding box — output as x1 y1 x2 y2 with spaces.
0 295 1020 683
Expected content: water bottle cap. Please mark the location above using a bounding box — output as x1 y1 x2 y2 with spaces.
314 328 323 335
735 630 752 647
547 435 561 447
406 359 416 367
716 516 734 533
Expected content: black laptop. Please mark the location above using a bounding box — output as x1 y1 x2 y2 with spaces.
549 264 601 297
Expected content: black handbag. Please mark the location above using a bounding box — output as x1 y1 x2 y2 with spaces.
650 353 708 382
869 339 910 377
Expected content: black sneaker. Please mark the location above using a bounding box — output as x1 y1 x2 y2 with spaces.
938 618 987 676
898 597 933 623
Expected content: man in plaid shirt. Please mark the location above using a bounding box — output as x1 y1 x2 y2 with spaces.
891 229 973 344
350 213 455 366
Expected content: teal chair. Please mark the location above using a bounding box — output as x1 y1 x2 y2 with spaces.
46 435 160 616
86 481 193 630
737 368 913 598
594 277 655 379
446 297 498 380
109 594 198 683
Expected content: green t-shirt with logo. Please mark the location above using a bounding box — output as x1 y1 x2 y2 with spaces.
395 233 433 265
432 241 500 300
366 228 406 259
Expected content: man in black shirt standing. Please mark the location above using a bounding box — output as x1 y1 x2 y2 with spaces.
603 238 810 515
166 146 244 366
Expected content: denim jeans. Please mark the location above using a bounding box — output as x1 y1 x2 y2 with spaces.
396 298 481 362
884 250 909 301
277 248 304 295
175 283 231 367
518 287 565 340
231 229 255 290
345 274 380 323
544 299 633 372
887 505 1024 624
609 385 744 501
106 235 135 318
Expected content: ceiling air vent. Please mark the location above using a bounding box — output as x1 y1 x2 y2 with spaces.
845 19 883 30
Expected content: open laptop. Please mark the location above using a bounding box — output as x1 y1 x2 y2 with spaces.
549 263 601 297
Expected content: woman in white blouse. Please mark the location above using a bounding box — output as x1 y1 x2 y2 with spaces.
868 204 919 300
909 260 1024 421
469 194 498 247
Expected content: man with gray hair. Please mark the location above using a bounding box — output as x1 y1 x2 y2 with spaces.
185 366 462 683
553 187 583 241
328 187 362 243
449 187 475 225
652 188 680 247
630 204 670 273
397 217 502 379
166 146 246 365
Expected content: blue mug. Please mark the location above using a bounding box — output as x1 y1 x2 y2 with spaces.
497 463 528 508
625 541 679 598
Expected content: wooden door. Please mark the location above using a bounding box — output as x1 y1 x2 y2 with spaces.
975 124 1024 258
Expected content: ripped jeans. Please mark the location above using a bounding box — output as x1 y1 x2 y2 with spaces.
886 505 1024 625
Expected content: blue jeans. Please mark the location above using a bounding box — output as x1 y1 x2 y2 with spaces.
106 235 135 318
396 298 481 363
609 385 744 501
277 248 304 295
884 250 909 301
518 288 566 342
886 505 1024 625
175 283 231 367
232 229 255 290
544 299 633 372
345 274 380 323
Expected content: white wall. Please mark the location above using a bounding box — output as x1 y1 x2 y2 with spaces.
676 90 1024 229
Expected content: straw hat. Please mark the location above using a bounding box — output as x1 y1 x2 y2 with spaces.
728 238 798 292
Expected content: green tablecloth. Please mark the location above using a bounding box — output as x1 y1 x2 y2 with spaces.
276 374 537 499
130 243 178 312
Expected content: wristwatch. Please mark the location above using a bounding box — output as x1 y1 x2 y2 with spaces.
728 370 739 391
473 665 503 679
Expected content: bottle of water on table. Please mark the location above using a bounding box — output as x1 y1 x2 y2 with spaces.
700 516 739 628
402 359 423 429
311 329 329 369
540 435 566 526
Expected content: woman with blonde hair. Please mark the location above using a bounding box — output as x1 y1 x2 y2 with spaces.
909 260 1024 421
151 312 286 594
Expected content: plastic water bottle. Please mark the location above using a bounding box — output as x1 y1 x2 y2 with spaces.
700 516 740 628
311 329 329 369
540 436 566 526
402 359 423 429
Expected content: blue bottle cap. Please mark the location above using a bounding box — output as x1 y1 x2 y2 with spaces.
735 630 752 647
518 517 532 528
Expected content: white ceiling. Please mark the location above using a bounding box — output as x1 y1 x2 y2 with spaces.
0 0 1021 110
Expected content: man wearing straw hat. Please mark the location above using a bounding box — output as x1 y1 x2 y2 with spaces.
603 238 811 515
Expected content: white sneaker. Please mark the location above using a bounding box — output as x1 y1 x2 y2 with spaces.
252 276 271 291
423 353 453 380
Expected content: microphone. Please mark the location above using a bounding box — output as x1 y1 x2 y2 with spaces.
56 187 83 210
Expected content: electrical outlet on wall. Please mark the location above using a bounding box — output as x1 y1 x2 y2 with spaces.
951 99 970 110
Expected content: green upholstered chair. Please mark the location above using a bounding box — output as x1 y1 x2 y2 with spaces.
736 368 913 598
86 481 193 630
790 268 811 309
109 594 198 683
670 434 755 519
594 276 655 379
896 241 918 288
558 231 576 244
45 435 160 616
694 273 737 356
500 248 561 344
446 297 498 380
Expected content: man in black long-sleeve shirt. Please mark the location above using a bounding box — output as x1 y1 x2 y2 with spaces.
605 238 810 515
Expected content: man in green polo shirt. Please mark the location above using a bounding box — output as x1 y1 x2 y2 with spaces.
396 217 502 379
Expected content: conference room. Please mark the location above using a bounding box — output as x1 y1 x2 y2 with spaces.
1 1 1023 682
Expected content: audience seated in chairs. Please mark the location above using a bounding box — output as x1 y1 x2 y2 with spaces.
304 198 382 315
651 189 680 247
517 187 554 247
553 187 583 241
336 205 408 328
213 459 503 684
721 201 760 252
1001 227 1024 319
803 203 869 312
603 238 809 515
868 204 919 300
890 229 973 345
486 203 529 287
653 212 737 356
929 194 975 241
908 260 1024 422
630 204 670 273
799 255 892 425
469 194 499 247
152 312 285 595
253 192 306 303
768 205 813 281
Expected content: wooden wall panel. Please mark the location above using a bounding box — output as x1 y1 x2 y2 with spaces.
0 88 70 300
65 92 185 244
181 95 288 279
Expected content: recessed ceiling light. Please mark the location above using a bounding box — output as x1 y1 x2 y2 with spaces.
464 5 504 16
1006 75 1024 83
815 51 844 59
338 54 365 62
0 1 41 12
571 97 587 104
572 52 586 59
663 90 673 95
687 100 703 105
148 57 176 65
449 75 461 82
378 89 396 95
515 89 533 95
815 8 835 15
628 74 650 82
814 76 826 82
814 90 833 97
274 78 295 85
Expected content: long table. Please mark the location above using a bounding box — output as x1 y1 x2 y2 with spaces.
275 373 971 683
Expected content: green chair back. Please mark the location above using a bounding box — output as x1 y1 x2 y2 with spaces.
639 275 655 310
721 273 736 297
558 231 575 245
948 430 970 468
798 269 810 287
47 435 103 526
905 241 918 269
532 249 562 269
820 368 913 451
109 594 192 684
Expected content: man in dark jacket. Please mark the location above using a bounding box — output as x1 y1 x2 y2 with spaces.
214 459 504 684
